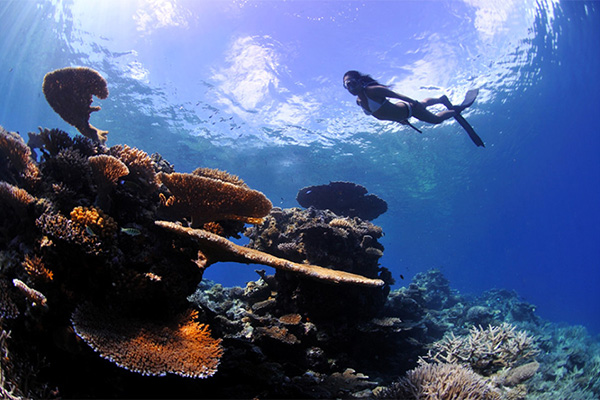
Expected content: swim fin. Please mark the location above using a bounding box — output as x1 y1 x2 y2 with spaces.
454 89 485 147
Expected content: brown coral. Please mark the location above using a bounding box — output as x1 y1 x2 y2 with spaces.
36 212 103 255
0 182 36 211
70 206 118 239
0 127 40 188
71 305 223 378
108 145 157 189
88 155 129 210
502 361 539 387
42 67 109 144
12 279 47 307
157 171 272 227
155 220 385 287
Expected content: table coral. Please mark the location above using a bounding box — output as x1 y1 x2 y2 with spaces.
296 181 388 221
158 171 272 227
42 67 109 144
71 305 223 378
155 220 384 287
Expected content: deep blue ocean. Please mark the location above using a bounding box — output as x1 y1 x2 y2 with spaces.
0 0 599 334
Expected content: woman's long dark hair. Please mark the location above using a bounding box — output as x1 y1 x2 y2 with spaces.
343 70 387 88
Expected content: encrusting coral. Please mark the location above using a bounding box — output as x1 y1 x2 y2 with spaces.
71 304 223 379
42 67 109 144
155 220 384 287
157 171 272 227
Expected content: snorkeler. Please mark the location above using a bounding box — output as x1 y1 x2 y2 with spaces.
343 70 484 147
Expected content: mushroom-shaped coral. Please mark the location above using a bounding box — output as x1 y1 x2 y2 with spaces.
296 181 387 221
71 304 223 378
42 67 109 144
157 171 272 227
155 220 384 287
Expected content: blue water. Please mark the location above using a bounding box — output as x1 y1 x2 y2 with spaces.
0 0 599 333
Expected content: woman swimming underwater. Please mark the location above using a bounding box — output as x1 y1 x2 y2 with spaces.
343 70 484 146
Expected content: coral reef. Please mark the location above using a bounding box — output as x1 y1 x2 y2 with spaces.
245 207 392 320
2 67 600 399
156 220 384 287
296 181 388 220
42 67 109 143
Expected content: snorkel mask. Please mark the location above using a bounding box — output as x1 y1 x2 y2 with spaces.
343 78 361 94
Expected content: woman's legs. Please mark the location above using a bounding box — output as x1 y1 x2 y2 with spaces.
413 95 456 124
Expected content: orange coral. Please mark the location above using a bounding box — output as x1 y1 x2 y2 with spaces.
36 212 103 255
22 254 53 282
42 67 109 144
71 305 223 378
0 127 40 187
155 220 385 287
157 171 272 227
70 206 118 239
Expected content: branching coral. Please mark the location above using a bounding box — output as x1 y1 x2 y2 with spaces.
157 171 272 227
42 67 109 144
155 220 384 287
22 254 53 282
376 363 501 400
71 304 223 378
426 323 539 375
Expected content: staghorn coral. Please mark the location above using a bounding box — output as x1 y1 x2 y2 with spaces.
22 254 53 282
296 181 388 221
156 220 384 287
42 67 109 144
426 323 539 375
70 206 118 239
157 171 272 227
71 304 223 378
0 127 40 189
376 363 501 400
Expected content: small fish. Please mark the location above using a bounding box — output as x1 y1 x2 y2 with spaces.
400 274 405 280
120 227 141 236
85 226 97 237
